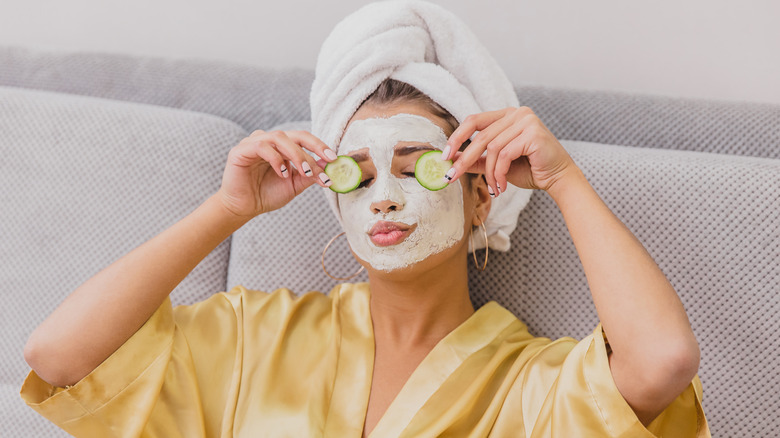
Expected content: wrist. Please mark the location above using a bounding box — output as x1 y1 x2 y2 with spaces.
545 165 588 203
204 193 254 233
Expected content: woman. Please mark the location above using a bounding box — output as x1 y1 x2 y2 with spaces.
22 1 709 437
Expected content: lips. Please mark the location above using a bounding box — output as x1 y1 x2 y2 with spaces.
368 221 414 247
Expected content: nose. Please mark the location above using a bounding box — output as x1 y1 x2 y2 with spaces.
370 199 403 214
368 174 405 214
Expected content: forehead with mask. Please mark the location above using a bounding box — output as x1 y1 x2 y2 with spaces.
337 113 465 272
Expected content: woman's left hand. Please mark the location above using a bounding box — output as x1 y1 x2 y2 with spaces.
443 107 578 196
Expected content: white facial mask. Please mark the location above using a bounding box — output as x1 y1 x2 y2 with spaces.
338 113 465 272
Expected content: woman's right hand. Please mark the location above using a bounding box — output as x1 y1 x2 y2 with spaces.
217 129 337 220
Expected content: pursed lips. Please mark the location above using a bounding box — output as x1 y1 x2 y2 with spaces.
367 221 416 246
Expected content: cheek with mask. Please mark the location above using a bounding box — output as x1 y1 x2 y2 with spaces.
338 114 465 272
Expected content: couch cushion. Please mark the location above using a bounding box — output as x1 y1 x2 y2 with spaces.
0 86 246 435
227 121 779 437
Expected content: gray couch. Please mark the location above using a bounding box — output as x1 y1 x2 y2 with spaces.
1 46 778 437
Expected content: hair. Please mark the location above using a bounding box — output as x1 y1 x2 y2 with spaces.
361 79 459 137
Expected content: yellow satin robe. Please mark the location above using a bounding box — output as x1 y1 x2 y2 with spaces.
21 282 710 437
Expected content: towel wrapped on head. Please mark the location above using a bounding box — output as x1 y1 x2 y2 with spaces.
310 0 532 252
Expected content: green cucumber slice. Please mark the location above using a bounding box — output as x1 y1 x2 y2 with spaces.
415 150 452 191
324 155 362 193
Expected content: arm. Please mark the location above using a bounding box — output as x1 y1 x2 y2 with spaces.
24 194 248 388
445 107 700 427
24 129 335 388
547 168 700 426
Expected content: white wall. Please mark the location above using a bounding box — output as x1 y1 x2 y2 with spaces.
2 0 779 105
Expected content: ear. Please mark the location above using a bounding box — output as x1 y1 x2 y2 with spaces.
469 175 492 227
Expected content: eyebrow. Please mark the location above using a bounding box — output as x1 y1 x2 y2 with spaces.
347 145 436 162
348 151 370 162
394 145 436 156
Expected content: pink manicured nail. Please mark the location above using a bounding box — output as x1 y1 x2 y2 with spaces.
440 145 451 161
302 162 313 176
319 172 332 186
324 149 338 161
444 167 456 182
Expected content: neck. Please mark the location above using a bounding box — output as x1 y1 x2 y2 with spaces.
366 250 474 349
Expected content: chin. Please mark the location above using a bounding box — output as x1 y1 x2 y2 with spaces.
360 239 468 277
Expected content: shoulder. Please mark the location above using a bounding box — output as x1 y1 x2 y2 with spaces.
513 326 597 379
172 282 370 334
479 302 575 355
481 309 586 391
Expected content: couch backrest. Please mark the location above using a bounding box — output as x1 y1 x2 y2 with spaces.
0 46 312 134
2 47 780 436
516 86 780 159
2 45 779 159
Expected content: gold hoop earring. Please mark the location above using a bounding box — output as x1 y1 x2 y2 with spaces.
321 231 365 281
470 219 489 271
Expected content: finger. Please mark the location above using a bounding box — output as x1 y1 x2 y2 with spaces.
267 131 330 188
287 130 338 163
450 150 487 174
493 113 544 191
312 159 335 188
464 155 487 175
444 143 482 184
446 109 508 158
229 139 287 178
485 121 526 196
289 165 319 193
494 133 533 192
266 131 315 180
288 131 336 187
279 158 292 179
477 116 517 196
445 114 514 185
484 147 498 198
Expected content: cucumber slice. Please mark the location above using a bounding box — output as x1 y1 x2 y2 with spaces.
415 150 452 191
324 155 362 193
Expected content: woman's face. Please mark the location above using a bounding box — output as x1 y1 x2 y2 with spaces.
337 103 468 273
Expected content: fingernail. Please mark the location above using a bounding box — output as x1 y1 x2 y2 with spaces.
440 145 451 161
324 149 338 161
281 165 289 178
302 162 313 176
319 172 332 186
487 185 495 197
496 183 501 194
444 167 456 182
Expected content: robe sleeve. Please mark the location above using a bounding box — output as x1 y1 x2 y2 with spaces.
20 289 249 438
524 324 710 438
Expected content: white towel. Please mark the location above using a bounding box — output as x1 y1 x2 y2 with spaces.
310 0 532 252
